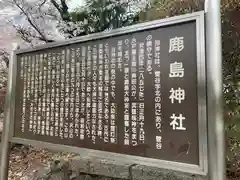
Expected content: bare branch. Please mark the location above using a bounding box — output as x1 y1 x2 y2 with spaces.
13 24 55 45
50 0 62 14
50 0 70 21
60 0 68 12
12 0 54 43
39 0 47 8
13 1 45 38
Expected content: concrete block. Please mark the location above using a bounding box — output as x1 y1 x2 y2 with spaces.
70 156 91 174
131 165 207 180
89 158 130 179
70 156 130 179
69 156 208 180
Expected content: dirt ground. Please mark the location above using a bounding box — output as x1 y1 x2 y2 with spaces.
7 145 75 180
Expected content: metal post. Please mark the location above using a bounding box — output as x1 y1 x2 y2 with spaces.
0 43 19 180
205 1 225 180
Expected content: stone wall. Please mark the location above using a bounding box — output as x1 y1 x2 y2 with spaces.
30 156 208 180
31 159 123 180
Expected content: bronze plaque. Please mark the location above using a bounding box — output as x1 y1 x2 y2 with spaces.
14 20 203 166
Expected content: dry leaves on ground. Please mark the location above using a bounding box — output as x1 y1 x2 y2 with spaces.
8 145 76 180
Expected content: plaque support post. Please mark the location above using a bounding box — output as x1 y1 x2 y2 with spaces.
0 43 19 180
205 1 225 180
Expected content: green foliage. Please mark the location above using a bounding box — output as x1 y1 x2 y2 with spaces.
221 1 240 174
59 0 140 38
138 0 204 22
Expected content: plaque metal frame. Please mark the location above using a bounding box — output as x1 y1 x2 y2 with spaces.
3 11 207 176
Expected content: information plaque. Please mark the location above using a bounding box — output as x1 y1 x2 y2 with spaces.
10 11 207 174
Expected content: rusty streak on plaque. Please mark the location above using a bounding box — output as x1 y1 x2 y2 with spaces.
14 20 201 166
